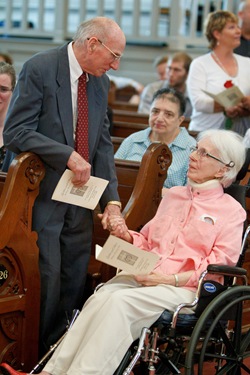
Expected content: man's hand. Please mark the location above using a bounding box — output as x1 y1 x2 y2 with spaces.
98 205 131 241
67 150 91 187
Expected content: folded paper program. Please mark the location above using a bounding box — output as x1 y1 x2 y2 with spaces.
202 85 244 108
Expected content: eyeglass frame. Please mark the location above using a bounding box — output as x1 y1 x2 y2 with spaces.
190 145 235 168
0 85 12 94
87 37 122 61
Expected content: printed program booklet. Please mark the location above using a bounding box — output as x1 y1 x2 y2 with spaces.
95 235 160 274
52 170 108 210
202 85 244 108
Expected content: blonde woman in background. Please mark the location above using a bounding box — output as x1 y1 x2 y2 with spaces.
187 10 250 135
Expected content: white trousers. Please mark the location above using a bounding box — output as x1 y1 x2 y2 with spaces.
44 272 195 375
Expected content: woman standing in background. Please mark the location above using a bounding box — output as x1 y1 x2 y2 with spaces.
187 10 250 135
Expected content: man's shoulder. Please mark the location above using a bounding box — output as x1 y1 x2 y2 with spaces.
30 43 67 61
190 52 211 67
23 44 68 72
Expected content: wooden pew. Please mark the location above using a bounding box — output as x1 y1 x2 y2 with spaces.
86 143 172 289
111 136 124 153
108 84 138 104
112 120 197 140
113 109 149 124
113 109 191 129
109 101 138 112
112 121 148 138
0 152 45 372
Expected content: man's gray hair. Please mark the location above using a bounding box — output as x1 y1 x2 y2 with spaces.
73 17 121 45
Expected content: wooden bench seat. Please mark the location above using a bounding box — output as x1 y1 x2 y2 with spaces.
0 153 45 372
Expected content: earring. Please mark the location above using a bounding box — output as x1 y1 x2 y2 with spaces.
217 41 220 46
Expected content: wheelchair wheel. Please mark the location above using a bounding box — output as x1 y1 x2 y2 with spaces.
185 285 250 375
113 345 135 375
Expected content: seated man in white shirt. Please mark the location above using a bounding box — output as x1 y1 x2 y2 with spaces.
138 52 193 118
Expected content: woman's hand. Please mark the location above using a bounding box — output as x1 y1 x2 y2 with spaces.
224 100 250 118
135 270 194 287
134 272 174 286
224 105 241 118
98 211 133 242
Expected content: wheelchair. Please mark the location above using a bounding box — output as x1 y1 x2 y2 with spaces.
114 224 250 375
28 179 250 375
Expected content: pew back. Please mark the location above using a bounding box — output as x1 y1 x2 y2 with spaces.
112 121 197 140
89 143 172 284
112 121 148 138
110 101 138 112
0 153 45 372
113 109 148 124
112 109 190 128
112 136 124 153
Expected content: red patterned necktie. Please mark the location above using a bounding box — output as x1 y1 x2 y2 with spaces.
75 73 89 161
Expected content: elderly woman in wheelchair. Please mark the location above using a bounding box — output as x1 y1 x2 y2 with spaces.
0 129 248 375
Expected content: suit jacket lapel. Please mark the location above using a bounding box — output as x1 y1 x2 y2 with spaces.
56 44 74 148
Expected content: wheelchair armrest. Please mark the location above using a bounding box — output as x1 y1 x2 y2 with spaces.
207 264 247 277
169 264 248 334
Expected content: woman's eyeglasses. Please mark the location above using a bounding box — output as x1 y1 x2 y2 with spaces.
0 85 12 94
190 146 235 168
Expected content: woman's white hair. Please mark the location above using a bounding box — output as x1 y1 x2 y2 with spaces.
197 129 246 188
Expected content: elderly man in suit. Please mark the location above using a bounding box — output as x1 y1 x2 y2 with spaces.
3 16 126 355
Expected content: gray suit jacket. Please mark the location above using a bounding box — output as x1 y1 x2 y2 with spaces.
3 43 119 231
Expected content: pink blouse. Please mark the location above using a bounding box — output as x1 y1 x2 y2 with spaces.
130 183 246 291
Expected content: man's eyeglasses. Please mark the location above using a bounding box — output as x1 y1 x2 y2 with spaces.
0 85 12 94
87 37 122 61
190 145 235 168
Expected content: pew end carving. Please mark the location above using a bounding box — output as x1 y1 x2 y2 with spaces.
0 152 45 372
122 142 172 231
86 143 172 291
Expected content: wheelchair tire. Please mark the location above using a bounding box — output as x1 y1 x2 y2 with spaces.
185 285 250 375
